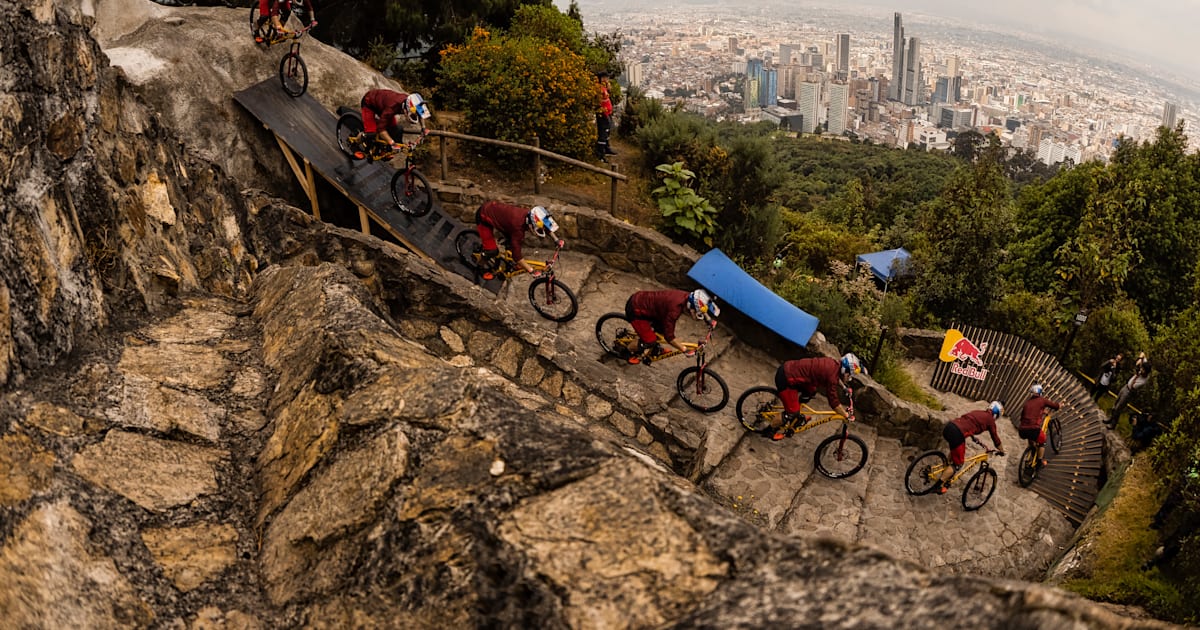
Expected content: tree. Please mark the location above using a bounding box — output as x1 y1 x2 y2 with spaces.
909 161 1014 324
438 26 596 160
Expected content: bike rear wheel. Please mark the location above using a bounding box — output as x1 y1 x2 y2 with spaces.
390 167 432 217
1017 445 1038 487
1049 416 1062 454
904 450 948 495
279 50 308 97
676 366 729 413
336 113 366 160
595 313 635 358
962 467 998 511
814 432 868 479
735 386 783 433
454 229 484 271
528 278 578 323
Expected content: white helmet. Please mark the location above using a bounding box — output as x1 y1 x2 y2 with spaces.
526 206 558 238
990 401 1004 418
841 353 862 377
686 289 718 321
405 93 431 123
1030 383 1043 397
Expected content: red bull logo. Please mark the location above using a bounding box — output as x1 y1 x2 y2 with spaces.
939 329 989 380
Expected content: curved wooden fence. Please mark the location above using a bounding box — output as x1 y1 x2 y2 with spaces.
931 324 1104 525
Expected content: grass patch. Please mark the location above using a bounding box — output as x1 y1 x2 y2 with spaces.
1061 455 1187 620
873 358 944 410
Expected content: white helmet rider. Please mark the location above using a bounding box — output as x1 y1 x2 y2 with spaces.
686 289 719 321
990 401 1005 418
526 206 558 238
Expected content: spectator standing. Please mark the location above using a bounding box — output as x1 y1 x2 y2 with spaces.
1108 352 1151 428
595 71 616 160
1092 353 1123 401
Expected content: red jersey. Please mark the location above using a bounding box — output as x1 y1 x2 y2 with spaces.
628 290 689 342
1019 396 1060 431
362 89 408 127
951 409 1002 448
478 201 530 262
780 357 844 408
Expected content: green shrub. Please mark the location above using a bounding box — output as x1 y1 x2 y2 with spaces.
652 162 717 246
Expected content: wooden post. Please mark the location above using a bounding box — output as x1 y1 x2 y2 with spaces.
358 205 370 235
304 159 320 221
533 135 541 194
609 162 618 214
440 135 448 181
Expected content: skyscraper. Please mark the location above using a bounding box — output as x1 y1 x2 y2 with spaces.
947 55 959 78
1163 101 1179 129
889 13 904 101
762 68 778 107
902 37 921 106
798 81 820 134
836 33 850 76
779 44 795 65
828 82 848 135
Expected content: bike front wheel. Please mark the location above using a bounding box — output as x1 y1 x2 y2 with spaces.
676 366 729 413
814 432 868 479
279 51 308 97
904 450 948 495
528 277 578 323
1017 445 1038 488
962 467 998 511
595 312 636 358
391 167 433 217
735 386 783 433
1049 416 1062 454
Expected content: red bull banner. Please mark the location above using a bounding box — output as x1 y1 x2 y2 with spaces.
939 328 988 380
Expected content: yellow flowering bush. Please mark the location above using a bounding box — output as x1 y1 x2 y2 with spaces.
439 27 597 162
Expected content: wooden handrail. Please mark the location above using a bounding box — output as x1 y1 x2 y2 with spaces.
424 128 627 213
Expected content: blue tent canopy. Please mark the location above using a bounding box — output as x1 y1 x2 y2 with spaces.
855 248 912 284
687 249 819 347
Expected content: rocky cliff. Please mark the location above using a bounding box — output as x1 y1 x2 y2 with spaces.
0 0 1177 627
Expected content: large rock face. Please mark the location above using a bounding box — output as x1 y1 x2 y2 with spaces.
0 0 1180 628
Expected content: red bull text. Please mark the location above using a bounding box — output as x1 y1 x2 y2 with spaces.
939 329 989 381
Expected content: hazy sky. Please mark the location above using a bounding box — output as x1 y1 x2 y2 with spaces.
556 0 1199 78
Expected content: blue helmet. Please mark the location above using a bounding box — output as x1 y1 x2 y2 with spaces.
526 206 558 238
841 353 862 377
990 401 1004 418
1030 383 1043 397
686 289 718 321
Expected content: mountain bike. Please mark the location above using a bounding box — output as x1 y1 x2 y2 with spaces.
734 385 868 479
595 314 729 413
1017 410 1061 488
334 108 433 218
250 2 314 97
454 232 579 323
904 437 1003 511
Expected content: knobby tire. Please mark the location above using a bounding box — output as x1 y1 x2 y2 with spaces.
1017 445 1038 487
814 432 869 479
961 467 998 511
904 450 948 495
390 167 432 217
528 278 578 322
279 51 307 97
676 366 729 413
595 313 634 358
735 386 783 433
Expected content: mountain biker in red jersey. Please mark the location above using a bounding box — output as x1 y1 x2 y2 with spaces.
937 402 1006 493
256 0 315 39
623 289 718 364
473 201 561 280
764 353 861 440
1019 383 1060 469
358 89 429 158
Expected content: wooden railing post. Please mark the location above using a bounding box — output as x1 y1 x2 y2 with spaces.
609 162 618 214
439 135 447 181
533 135 541 194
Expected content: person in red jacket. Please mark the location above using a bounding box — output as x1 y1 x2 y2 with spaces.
765 353 861 440
1019 384 1060 469
474 201 561 280
255 0 315 40
358 89 429 158
623 289 719 364
595 71 616 160
937 402 1006 493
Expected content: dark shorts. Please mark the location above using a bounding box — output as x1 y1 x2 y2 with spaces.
943 422 966 466
1018 427 1044 444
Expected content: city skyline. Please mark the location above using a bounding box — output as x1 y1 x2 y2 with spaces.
555 0 1200 83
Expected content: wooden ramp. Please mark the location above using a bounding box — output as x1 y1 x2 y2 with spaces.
233 78 497 289
931 325 1103 525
